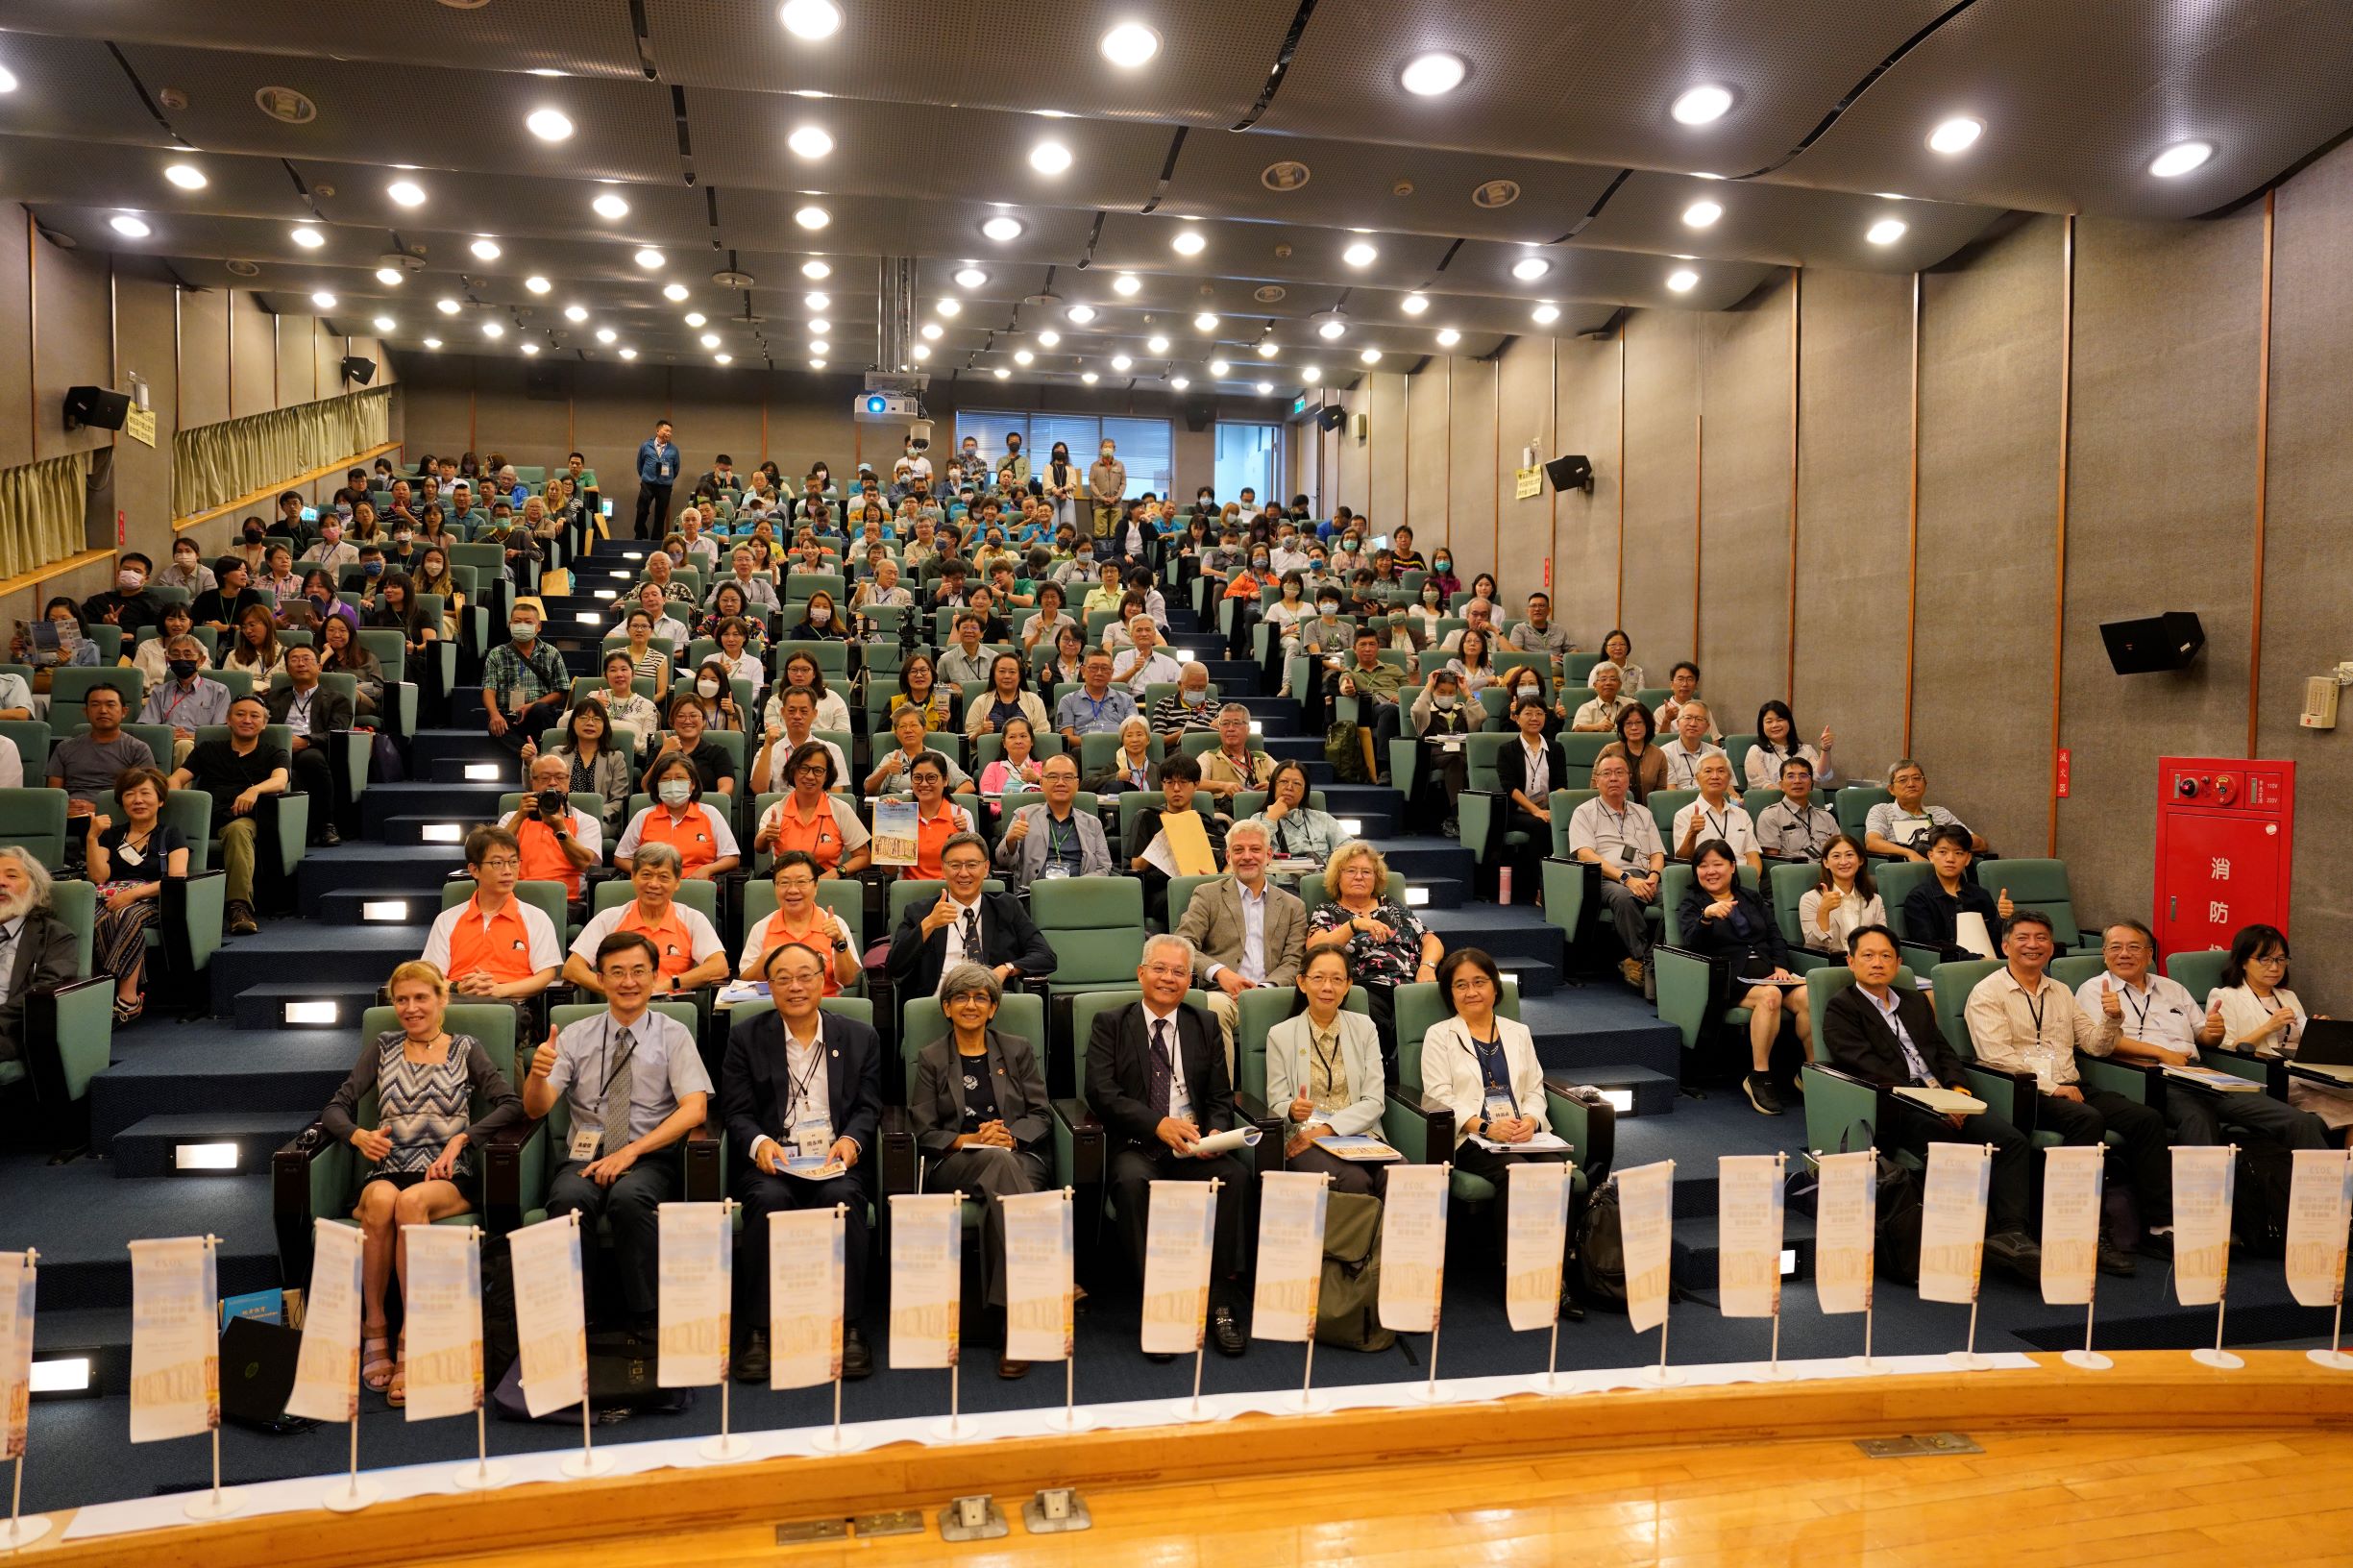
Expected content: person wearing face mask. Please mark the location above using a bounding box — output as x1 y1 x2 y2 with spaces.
479 599 572 757
1087 439 1127 547
138 635 227 767
126 603 205 698
644 693 740 799
618 757 741 881
1147 665 1223 750
1401 577 1450 649
158 541 216 598
1424 551 1461 603
1409 667 1476 835
81 552 164 635
300 515 359 575
689 658 748 735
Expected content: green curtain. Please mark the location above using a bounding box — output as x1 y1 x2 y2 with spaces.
171 385 394 520
0 452 89 582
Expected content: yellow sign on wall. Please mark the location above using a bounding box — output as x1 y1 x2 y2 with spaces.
1514 464 1541 500
124 405 158 448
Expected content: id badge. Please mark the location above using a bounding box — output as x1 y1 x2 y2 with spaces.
1170 1084 1192 1125
568 1126 602 1162
794 1111 834 1159
1484 1091 1516 1125
1041 862 1069 879
116 842 144 868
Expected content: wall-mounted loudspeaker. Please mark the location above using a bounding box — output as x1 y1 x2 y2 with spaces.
1544 453 1595 494
340 355 377 385
2100 611 2204 674
1185 399 1216 433
62 385 131 431
1350 412 1368 444
1316 404 1346 431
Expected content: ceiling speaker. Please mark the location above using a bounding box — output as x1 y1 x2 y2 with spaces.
1544 453 1594 493
1316 404 1346 431
2100 612 2204 674
62 385 130 431
339 355 377 386
1185 399 1215 433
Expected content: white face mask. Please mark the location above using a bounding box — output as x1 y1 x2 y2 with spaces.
809 605 830 625
697 677 721 698
1317 600 1338 616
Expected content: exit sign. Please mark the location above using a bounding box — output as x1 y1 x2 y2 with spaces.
1293 395 1308 413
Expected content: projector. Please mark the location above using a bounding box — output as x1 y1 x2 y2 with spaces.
855 391 920 422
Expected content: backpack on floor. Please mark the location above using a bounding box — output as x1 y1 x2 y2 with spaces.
489 1343 695 1423
1874 1156 1924 1286
2233 1139 2294 1258
1314 1190 1394 1351
1578 1178 1630 1309
1323 721 1370 783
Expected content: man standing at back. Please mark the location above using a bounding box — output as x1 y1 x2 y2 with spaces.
1088 437 1127 546
634 418 678 540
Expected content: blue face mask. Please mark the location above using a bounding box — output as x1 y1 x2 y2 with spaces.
361 560 383 576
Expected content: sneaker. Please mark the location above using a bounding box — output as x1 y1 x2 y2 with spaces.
1619 958 1646 990
2096 1240 2138 1278
227 900 259 936
1743 1072 1784 1116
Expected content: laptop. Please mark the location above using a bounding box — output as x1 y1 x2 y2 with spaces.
2296 1018 2353 1083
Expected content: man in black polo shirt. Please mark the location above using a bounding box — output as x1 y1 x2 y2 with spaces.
168 694 289 936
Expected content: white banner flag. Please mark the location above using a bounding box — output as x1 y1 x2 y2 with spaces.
2285 1149 2353 1310
1503 1160 1573 1332
2170 1145 2237 1308
657 1204 731 1388
1812 1152 1876 1316
401 1227 482 1422
2039 1145 2106 1307
1377 1164 1449 1335
128 1237 218 1444
1918 1143 1990 1305
1616 1162 1676 1335
1140 1180 1217 1355
1717 1155 1785 1319
1251 1172 1331 1343
508 1217 588 1418
0 1253 34 1462
284 1221 364 1423
1002 1192 1074 1364
768 1209 844 1390
889 1193 963 1370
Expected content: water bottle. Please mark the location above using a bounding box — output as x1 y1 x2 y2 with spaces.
1498 865 1513 905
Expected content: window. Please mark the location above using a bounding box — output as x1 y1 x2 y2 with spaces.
957 409 1175 499
1213 422 1279 513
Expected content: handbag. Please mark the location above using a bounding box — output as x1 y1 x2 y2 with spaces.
1313 1191 1395 1351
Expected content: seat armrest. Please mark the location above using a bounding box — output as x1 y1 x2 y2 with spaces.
1457 789 1506 870
1542 1080 1616 1188
1959 1066 2039 1138
1050 1096 1104 1187
1653 944 1726 1051
479 1119 543 1235
23 975 114 1110
879 1104 919 1197
683 1115 724 1202
1382 1083 1454 1165
2075 1052 2164 1109
2202 1041 2290 1097
1236 1090 1284 1177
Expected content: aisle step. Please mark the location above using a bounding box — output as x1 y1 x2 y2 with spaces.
315 886 458 924
110 1112 314 1179
3 1161 282 1311
1521 990 1684 1080
208 925 429 1016
362 781 513 836
230 981 394 1031
89 1025 357 1146
1673 1213 1817 1285
298 844 465 911
409 727 514 772
426 755 527 785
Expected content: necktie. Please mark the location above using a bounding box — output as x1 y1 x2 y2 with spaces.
1148 1018 1174 1118
601 1023 635 1149
961 907 981 962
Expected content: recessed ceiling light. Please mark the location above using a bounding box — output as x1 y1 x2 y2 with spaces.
938 298 963 317
311 290 336 307
953 267 988 289
1194 312 1218 332
423 336 442 349
1435 328 1460 347
1112 355 1133 371
1398 52 1467 97
797 297 825 316
1532 303 1560 324
521 342 541 356
526 108 574 142
1866 218 1907 245
387 180 427 208
110 214 152 238
994 367 1012 380
1342 242 1377 268
1171 229 1206 256
525 275 551 294
1030 141 1072 175
1665 269 1699 293
1360 349 1382 364
1511 256 1550 281
1316 318 1345 340
920 323 943 340
1146 334 1169 353
164 164 207 190
1681 200 1723 228
1208 358 1230 376
779 0 843 39
291 226 325 248
795 206 830 230
788 126 834 159
471 237 502 260
482 321 504 338
802 259 831 280
1171 376 1190 390
808 318 829 333
811 357 828 369
1099 23 1160 67
714 353 732 364
619 347 638 359
1256 341 1278 357
376 267 404 285
597 328 617 344
699 332 721 348
684 311 707 328
1301 365 1320 383
1038 330 1062 347
592 192 629 218
436 298 461 314
1927 116 1983 156
912 343 931 360
809 339 829 355
982 216 1023 241
1671 85 1734 125
635 247 664 269
1066 304 1094 323
0 67 17 94
565 304 588 322
527 68 565 79
1015 349 1035 365
663 282 689 301
1401 294 1429 315
1113 273 1141 296
2149 139 2214 178
1080 370 1100 384
372 315 395 331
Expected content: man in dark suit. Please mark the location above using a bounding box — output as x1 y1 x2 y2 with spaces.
1495 696 1570 895
0 846 82 1066
884 832 1057 1000
723 940 883 1382
1084 933 1254 1358
1821 924 2038 1283
261 643 353 845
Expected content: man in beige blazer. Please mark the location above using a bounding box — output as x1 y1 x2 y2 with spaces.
1174 821 1307 1074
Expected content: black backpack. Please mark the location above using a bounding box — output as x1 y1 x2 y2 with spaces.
1578 1178 1681 1311
1873 1156 1924 1285
2233 1140 2294 1258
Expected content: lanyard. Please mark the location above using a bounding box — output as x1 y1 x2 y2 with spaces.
2117 980 2152 1037
1310 1026 1345 1099
2021 987 2047 1043
1703 804 1731 842
1468 1028 1510 1088
1046 815 1076 863
783 1031 826 1118
1603 801 1641 863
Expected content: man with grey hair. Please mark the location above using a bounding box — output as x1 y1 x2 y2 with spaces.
1196 702 1275 802
888 829 1056 997
1085 930 1254 1358
1176 819 1305 1074
139 635 230 766
562 843 729 994
0 845 82 1065
1439 597 1496 653
1569 662 1636 732
1147 663 1220 748
993 754 1112 892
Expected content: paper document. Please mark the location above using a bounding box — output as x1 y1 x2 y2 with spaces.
1894 1086 1986 1115
781 1156 847 1181
1161 809 1219 877
2165 1064 2261 1092
1189 1126 1263 1158
1471 1129 1571 1153
716 981 772 1006
870 797 919 866
1953 912 1997 959
1312 1135 1403 1163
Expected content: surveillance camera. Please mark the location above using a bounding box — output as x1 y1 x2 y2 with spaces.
907 418 933 450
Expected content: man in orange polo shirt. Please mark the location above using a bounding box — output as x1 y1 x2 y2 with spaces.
422 826 564 1000
562 842 730 995
502 752 602 904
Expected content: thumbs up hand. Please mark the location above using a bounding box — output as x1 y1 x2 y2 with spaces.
2100 983 2123 1021
1998 887 2015 919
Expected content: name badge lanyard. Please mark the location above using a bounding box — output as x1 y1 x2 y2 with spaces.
1605 801 1641 865
2116 981 2152 1038
1470 1030 1516 1118
2021 989 2056 1083
784 1040 828 1128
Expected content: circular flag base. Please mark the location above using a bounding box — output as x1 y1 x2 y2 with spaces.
930 1414 977 1443
452 1459 511 1491
1161 1396 1220 1424
1847 1356 1889 1377
2307 1349 2353 1371
1529 1371 1572 1396
0 1515 54 1551
1640 1364 1680 1387
2061 1349 2113 1372
184 1487 245 1521
322 1478 382 1513
1948 1353 1996 1371
2191 1347 2244 1370
803 1428 854 1454
698 1433 755 1463
558 1450 617 1480
1045 1406 1096 1432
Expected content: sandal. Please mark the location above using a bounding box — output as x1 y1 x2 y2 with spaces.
111 997 144 1026
385 1333 406 1408
361 1325 394 1393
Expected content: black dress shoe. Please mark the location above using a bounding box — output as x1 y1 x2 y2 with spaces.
1143 1351 1176 1364
842 1325 874 1380
2096 1240 2138 1278
996 1353 1030 1380
1211 1305 1246 1358
1557 1286 1587 1323
734 1330 769 1384
317 822 341 847
1984 1230 2042 1286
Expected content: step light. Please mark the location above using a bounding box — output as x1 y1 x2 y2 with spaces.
31 1356 91 1396
421 824 464 844
593 588 618 600
1248 721 1262 735
1171 649 1194 664
283 1000 340 1026
360 898 413 921
174 1142 239 1172
576 612 601 625
462 763 503 781
607 570 631 580
1404 886 1431 908
1337 818 1363 836
1780 1248 1799 1276
621 551 644 561
1600 1089 1636 1114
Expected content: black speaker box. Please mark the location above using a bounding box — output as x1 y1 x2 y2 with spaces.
1544 453 1594 493
1316 404 1346 431
2099 611 2204 674
63 385 131 431
340 355 377 385
218 1316 305 1431
1184 399 1215 433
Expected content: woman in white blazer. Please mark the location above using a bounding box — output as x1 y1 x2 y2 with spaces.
1263 948 1389 1196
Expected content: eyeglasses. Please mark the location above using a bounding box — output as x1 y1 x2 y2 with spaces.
478 858 521 871
776 875 817 889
